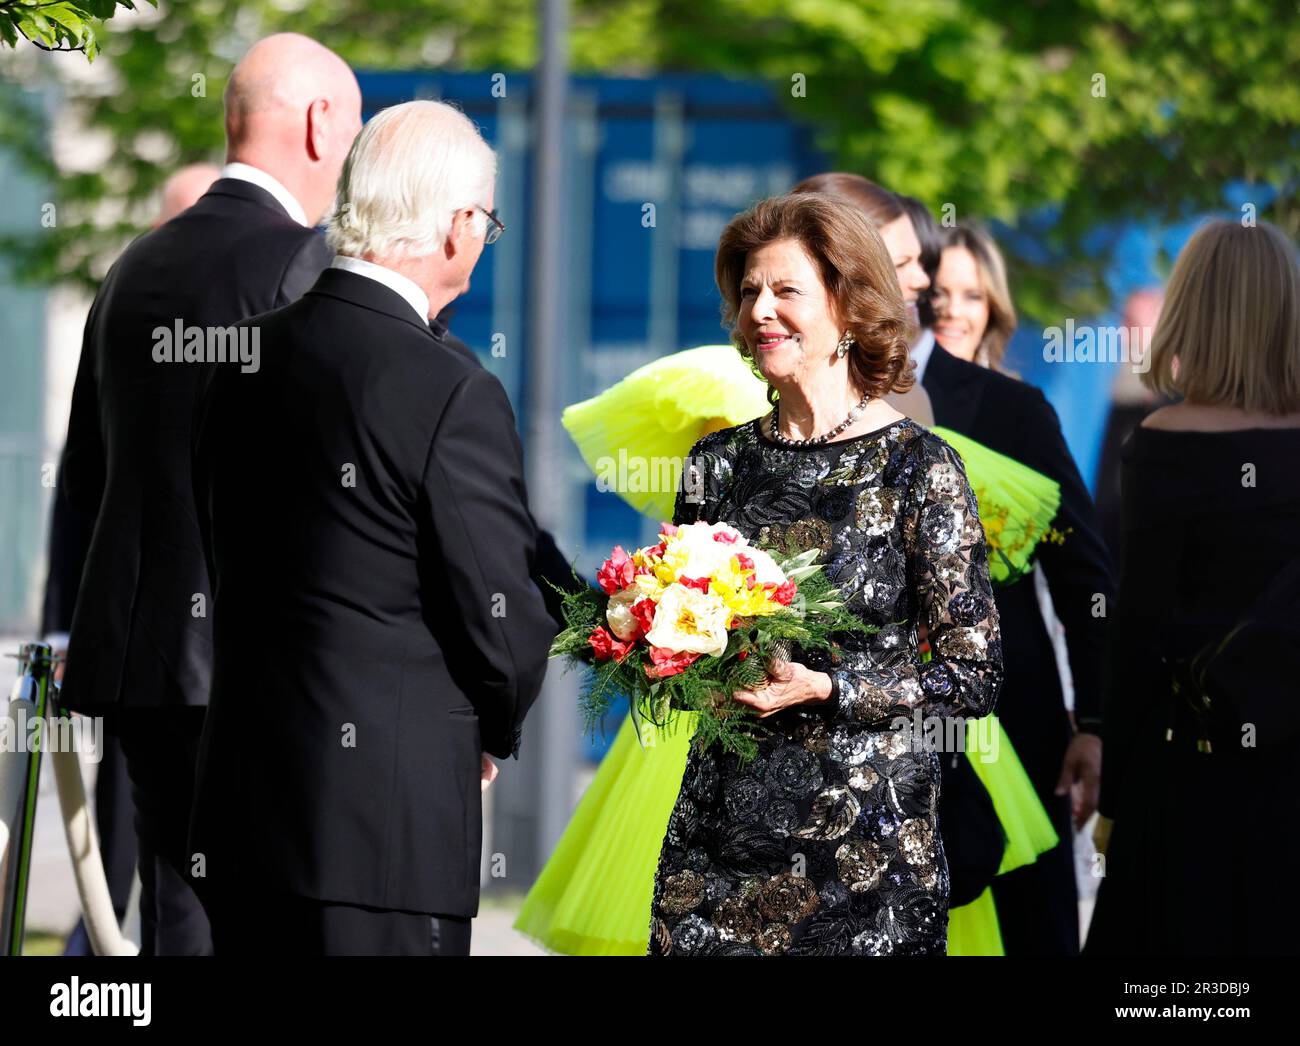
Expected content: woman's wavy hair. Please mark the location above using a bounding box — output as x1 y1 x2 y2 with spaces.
715 192 913 406
938 223 1017 370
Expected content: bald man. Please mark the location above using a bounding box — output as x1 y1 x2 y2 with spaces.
45 161 221 958
57 33 361 955
152 163 221 227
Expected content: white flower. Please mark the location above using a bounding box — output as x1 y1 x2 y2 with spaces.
743 546 786 586
643 583 731 658
668 522 786 586
668 522 740 577
605 586 641 641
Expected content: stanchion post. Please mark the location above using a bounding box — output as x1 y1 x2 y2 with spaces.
0 642 55 956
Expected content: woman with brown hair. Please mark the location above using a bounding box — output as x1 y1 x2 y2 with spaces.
1086 219 1300 954
645 192 1003 955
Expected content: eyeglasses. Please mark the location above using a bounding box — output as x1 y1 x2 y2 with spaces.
478 206 505 245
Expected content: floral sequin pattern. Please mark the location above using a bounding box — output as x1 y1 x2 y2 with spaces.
648 416 1002 957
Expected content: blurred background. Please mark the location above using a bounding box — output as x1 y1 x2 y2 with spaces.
0 0 1296 952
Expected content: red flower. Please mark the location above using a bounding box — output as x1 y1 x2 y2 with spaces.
659 523 678 539
772 579 797 606
733 552 754 572
645 646 700 679
679 575 711 594
589 625 634 662
737 649 750 661
597 546 636 594
712 529 739 544
630 598 657 636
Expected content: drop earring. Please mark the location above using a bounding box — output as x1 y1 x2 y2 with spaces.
836 331 854 359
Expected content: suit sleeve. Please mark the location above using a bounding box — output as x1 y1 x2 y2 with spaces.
531 525 590 631
60 295 107 547
433 328 584 628
1017 388 1116 732
40 458 94 637
274 231 332 307
190 358 228 590
422 368 556 759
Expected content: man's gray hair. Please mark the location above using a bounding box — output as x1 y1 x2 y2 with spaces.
326 100 496 259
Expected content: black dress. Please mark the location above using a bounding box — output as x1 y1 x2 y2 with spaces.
646 415 1003 956
1085 425 1300 955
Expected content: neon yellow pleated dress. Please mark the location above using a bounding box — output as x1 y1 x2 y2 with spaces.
515 345 1059 955
929 426 1062 587
559 345 771 525
514 714 698 955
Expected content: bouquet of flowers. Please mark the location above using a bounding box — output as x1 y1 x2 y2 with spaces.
549 521 872 762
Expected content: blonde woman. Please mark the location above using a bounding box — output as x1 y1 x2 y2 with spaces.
931 223 1017 370
1086 219 1300 955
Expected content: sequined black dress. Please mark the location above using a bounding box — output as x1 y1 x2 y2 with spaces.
646 415 1004 956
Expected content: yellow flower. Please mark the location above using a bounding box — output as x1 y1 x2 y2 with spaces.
634 572 668 600
710 553 783 620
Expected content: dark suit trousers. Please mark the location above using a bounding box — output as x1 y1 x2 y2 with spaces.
208 886 471 955
117 707 213 955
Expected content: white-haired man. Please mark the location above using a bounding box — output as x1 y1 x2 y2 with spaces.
190 100 555 955
57 33 361 955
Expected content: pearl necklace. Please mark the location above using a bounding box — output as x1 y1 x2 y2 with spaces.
768 393 873 447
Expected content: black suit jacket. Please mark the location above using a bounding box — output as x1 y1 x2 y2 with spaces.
58 178 332 712
430 311 590 629
189 268 555 915
923 345 1114 789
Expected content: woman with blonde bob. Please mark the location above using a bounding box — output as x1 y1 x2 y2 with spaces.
1087 219 1300 955
1140 221 1300 417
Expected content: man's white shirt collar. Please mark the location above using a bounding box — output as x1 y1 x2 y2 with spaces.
330 255 430 325
911 327 936 382
219 162 309 227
